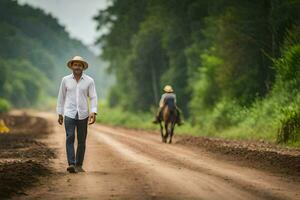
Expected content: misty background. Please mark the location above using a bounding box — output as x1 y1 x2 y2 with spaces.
18 0 110 54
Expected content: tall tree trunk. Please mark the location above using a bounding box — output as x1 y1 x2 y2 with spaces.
151 65 159 105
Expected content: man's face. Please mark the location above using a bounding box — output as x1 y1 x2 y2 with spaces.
71 61 84 75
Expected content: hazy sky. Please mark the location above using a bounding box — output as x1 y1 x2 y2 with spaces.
18 0 110 53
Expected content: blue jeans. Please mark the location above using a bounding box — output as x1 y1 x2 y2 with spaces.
64 114 88 166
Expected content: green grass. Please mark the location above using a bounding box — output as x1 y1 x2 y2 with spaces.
96 102 158 130
96 102 201 135
96 101 300 148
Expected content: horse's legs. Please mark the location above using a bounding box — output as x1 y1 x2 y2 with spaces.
159 122 164 142
164 122 168 143
169 122 175 144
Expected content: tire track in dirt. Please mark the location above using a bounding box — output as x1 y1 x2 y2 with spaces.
92 125 300 200
10 112 300 200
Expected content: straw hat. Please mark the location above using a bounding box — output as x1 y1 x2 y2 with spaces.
163 85 174 93
67 56 88 70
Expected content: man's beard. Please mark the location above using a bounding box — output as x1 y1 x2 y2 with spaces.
73 69 83 75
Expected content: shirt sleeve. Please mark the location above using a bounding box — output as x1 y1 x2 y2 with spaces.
56 78 66 115
89 79 98 114
159 94 165 108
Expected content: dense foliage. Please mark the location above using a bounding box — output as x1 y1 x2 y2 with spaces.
95 0 300 144
0 0 111 110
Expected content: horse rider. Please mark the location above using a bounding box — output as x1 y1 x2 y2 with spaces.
153 85 183 126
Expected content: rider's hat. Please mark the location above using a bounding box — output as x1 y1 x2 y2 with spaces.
163 85 174 93
67 56 88 70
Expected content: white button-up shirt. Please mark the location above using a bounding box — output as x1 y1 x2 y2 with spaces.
56 73 98 120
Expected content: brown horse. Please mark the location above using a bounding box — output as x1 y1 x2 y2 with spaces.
159 104 177 143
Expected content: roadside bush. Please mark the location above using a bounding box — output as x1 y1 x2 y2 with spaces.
273 31 300 144
0 98 11 114
208 99 245 130
277 108 300 144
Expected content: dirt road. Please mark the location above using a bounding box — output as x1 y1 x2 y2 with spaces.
12 112 300 200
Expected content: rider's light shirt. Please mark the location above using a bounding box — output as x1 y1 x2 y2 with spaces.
159 93 176 108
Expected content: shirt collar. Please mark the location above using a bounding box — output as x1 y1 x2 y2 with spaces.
71 73 85 80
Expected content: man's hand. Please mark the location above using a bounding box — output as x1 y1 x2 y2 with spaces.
88 113 96 125
58 115 63 125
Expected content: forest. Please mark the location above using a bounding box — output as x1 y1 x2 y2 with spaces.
0 0 299 146
0 0 111 111
94 0 300 145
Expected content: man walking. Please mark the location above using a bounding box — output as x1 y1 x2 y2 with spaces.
57 56 98 173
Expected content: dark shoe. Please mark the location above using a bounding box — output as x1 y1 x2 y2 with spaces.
75 166 85 172
67 164 76 173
